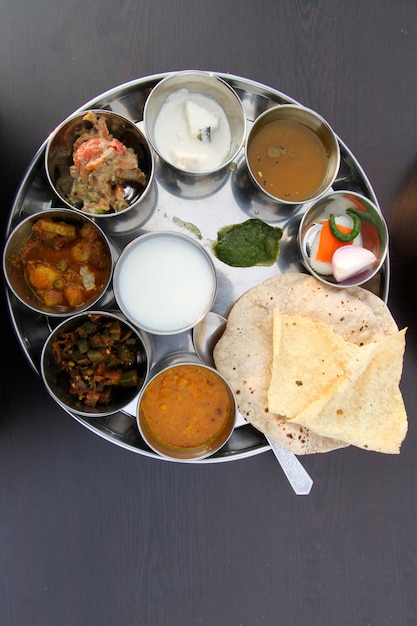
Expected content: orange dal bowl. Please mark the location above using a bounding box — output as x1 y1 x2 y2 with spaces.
137 362 236 461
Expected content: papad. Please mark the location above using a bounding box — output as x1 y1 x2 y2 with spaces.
288 329 407 453
267 312 379 419
213 273 400 455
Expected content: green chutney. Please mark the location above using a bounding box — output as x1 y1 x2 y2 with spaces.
213 218 283 267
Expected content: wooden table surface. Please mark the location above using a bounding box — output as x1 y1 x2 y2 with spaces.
1 1 417 624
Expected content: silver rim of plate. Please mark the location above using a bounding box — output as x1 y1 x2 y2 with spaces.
5 71 389 463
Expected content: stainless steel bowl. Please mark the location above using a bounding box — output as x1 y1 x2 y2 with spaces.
298 190 389 288
45 109 154 217
137 354 237 461
246 104 340 205
41 310 151 417
113 231 217 335
3 208 113 317
143 70 246 175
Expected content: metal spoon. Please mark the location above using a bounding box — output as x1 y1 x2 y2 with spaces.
193 312 313 495
265 435 313 495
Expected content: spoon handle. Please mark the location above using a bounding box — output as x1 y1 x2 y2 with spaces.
266 436 313 495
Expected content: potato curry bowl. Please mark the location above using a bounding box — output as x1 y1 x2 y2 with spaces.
3 209 112 317
41 311 151 417
45 109 154 217
137 359 237 461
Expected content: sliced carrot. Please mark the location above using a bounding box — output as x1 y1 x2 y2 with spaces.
316 220 353 263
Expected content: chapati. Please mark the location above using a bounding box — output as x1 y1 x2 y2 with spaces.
213 273 404 454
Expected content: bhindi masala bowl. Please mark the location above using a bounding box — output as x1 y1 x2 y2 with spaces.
41 311 151 417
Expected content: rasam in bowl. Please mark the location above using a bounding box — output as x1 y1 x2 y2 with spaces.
137 357 237 461
246 104 340 204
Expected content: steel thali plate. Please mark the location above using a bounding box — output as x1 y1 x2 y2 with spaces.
5 72 389 463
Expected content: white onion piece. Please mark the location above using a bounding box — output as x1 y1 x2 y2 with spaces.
308 218 363 277
308 226 333 275
332 245 377 282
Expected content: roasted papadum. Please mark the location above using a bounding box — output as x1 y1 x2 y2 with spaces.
213 273 407 455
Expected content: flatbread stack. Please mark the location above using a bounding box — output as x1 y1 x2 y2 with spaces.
213 273 407 455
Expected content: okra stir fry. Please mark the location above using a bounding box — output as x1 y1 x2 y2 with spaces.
52 314 143 407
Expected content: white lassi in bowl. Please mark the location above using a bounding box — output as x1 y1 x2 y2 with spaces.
113 231 217 334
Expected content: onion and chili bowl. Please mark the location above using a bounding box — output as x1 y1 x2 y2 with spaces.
41 311 151 417
3 208 113 317
298 190 389 288
45 109 154 218
137 359 237 461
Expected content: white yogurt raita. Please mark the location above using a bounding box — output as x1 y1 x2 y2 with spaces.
115 234 216 334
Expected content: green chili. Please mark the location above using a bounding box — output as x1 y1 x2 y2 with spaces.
345 206 376 226
329 209 361 242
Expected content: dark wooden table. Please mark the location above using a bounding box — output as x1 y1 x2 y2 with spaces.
1 1 417 624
